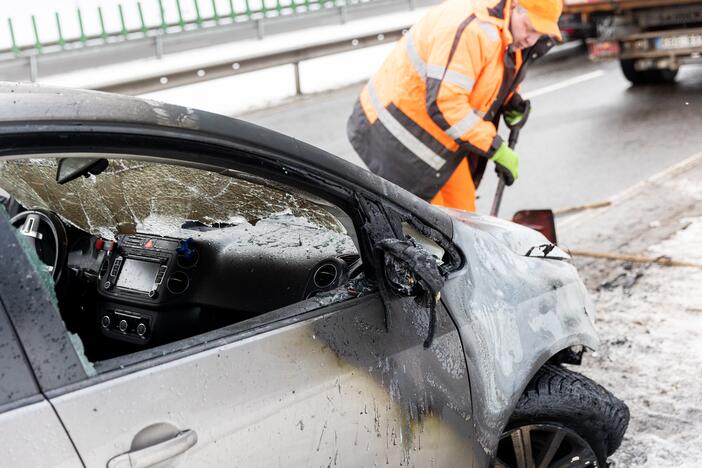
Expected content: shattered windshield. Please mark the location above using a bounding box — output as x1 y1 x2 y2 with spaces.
0 157 347 240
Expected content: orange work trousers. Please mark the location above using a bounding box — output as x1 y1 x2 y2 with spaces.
431 158 476 212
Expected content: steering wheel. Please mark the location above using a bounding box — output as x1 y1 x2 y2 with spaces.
10 209 68 282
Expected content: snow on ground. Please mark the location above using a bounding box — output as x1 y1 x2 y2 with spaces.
577 218 702 467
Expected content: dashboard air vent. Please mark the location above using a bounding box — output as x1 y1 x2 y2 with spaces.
313 263 338 289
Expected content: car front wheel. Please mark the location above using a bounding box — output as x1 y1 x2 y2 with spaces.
493 364 629 467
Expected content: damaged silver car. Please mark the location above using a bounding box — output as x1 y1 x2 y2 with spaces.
0 83 628 468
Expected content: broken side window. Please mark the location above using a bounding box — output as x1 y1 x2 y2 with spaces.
0 155 374 375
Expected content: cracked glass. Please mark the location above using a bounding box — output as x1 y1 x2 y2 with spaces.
0 157 347 240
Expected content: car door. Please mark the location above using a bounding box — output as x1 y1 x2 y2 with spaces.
4 189 480 468
60 297 476 467
0 216 83 468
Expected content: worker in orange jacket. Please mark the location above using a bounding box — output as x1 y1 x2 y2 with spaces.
347 0 563 212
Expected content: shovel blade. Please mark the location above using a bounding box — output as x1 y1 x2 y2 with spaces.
512 209 557 244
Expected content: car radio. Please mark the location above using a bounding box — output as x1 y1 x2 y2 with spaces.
98 234 189 300
97 233 198 343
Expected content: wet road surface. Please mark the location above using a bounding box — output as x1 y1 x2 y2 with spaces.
241 49 702 218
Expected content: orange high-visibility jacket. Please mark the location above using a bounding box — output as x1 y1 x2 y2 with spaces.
348 0 524 201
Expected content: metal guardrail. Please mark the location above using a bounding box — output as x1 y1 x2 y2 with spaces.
0 0 430 82
97 26 408 95
1 0 363 56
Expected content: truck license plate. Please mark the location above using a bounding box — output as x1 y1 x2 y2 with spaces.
656 34 702 50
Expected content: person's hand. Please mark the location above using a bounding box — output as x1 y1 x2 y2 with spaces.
503 93 530 129
491 143 519 186
505 108 526 127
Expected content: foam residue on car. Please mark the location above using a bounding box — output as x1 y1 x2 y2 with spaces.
142 98 200 130
0 158 345 240
311 278 376 306
443 207 570 259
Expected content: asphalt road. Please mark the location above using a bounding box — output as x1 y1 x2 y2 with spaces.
241 48 702 218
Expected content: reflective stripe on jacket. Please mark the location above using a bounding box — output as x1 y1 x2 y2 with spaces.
348 0 522 200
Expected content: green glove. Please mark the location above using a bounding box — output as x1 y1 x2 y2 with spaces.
504 109 525 127
491 143 519 186
503 94 531 129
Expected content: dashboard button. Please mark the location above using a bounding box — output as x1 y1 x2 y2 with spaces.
101 315 111 328
118 320 128 332
136 323 147 337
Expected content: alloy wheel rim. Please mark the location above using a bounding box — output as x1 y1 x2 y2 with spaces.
493 423 599 468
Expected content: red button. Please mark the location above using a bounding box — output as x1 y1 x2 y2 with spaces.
95 239 105 251
144 239 155 249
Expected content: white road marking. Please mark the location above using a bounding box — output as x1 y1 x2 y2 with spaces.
523 70 606 99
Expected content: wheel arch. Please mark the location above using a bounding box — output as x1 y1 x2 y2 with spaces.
460 326 599 458
501 335 599 430
494 359 629 467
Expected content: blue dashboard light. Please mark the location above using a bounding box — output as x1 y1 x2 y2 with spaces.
176 237 195 259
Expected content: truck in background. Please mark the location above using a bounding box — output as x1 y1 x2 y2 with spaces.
563 0 702 84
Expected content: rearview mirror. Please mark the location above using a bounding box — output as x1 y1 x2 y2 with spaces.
512 209 557 244
56 158 109 184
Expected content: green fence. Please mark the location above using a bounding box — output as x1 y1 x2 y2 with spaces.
3 0 365 56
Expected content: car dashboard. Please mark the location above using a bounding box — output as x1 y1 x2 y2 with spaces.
62 222 360 360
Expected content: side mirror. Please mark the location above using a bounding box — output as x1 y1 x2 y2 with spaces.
383 253 423 297
377 238 444 298
56 158 109 184
512 209 557 244
376 237 446 348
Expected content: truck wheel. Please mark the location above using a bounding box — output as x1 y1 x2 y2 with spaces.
493 364 629 467
621 59 678 85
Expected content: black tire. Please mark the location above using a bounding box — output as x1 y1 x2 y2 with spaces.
620 59 678 85
495 364 629 467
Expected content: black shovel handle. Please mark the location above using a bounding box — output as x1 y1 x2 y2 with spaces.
507 100 531 147
490 178 506 216
491 100 531 217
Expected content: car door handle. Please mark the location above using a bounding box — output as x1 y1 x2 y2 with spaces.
107 429 198 468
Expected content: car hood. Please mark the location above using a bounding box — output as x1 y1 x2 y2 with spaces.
441 208 570 260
